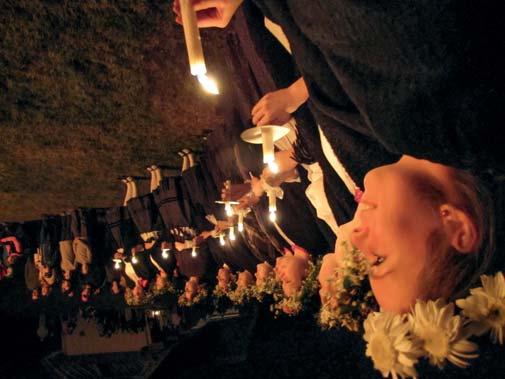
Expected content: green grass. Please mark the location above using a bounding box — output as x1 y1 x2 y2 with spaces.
0 0 225 221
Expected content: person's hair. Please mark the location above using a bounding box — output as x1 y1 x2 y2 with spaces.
417 169 494 302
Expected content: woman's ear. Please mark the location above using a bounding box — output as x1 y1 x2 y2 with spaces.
439 205 478 253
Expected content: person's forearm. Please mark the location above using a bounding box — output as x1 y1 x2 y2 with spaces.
286 77 309 113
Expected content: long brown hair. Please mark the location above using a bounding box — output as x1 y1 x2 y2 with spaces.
418 169 494 302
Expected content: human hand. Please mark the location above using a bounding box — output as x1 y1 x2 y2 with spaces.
251 88 293 126
173 0 244 28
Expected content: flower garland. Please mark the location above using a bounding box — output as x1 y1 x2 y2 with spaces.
250 274 282 302
319 241 378 332
212 281 236 299
150 281 176 297
227 286 254 305
177 287 208 307
271 259 321 316
363 272 505 378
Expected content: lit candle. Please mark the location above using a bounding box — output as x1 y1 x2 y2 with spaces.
262 127 275 166
131 255 138 265
219 233 226 246
180 0 219 94
162 248 170 259
180 0 205 77
191 245 198 258
113 259 122 270
238 212 244 232
268 190 277 222
229 226 236 241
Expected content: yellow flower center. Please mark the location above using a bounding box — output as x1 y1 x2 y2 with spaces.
423 327 449 360
486 303 505 328
369 332 396 373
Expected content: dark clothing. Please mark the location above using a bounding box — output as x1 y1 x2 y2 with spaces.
175 244 215 282
253 0 505 178
82 264 106 289
60 214 73 241
207 235 261 274
147 240 176 275
153 177 192 229
71 208 91 239
39 216 61 269
127 194 160 233
130 250 157 281
24 256 39 291
105 206 140 252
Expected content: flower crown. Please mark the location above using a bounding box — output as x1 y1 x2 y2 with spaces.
271 258 321 316
212 274 237 298
364 272 505 378
150 281 176 297
319 241 378 332
124 289 154 306
250 273 282 302
178 286 208 307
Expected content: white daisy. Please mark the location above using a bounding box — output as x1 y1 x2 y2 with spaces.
456 272 505 344
409 299 478 369
363 312 422 378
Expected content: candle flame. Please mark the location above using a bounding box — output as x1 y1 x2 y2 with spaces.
191 246 198 258
219 234 226 246
269 211 277 222
229 227 236 241
198 74 219 95
238 222 244 232
131 256 138 265
268 160 279 174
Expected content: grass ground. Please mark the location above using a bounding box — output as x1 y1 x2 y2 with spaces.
0 1 225 221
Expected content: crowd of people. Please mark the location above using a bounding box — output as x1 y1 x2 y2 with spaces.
2 0 505 376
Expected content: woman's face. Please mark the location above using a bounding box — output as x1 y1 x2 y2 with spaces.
318 253 339 307
185 280 198 300
237 271 254 289
275 255 309 297
348 156 450 314
217 267 231 289
255 262 273 285
155 274 167 290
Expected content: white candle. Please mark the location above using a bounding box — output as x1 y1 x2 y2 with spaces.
229 226 236 241
238 212 244 232
180 0 206 77
262 127 275 165
268 190 277 213
268 190 277 222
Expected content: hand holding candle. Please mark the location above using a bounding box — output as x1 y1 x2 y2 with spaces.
179 0 219 94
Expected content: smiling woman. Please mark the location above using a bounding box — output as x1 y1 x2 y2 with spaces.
323 156 494 315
